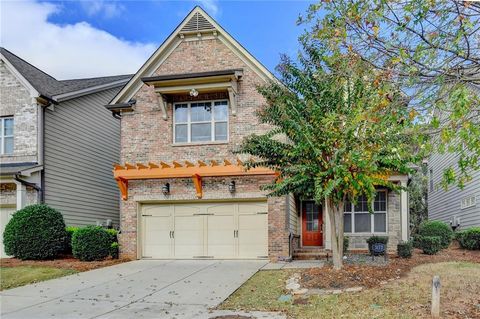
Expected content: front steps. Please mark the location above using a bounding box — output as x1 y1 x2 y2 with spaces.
293 248 330 260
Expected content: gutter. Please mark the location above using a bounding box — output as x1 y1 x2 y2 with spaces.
14 174 43 203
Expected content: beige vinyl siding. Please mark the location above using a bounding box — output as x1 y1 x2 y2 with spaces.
428 151 480 228
44 87 120 226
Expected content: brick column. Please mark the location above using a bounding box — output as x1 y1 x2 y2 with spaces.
268 196 290 261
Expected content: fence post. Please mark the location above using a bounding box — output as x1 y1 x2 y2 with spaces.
431 275 440 318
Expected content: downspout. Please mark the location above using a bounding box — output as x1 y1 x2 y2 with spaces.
286 195 293 261
14 174 42 203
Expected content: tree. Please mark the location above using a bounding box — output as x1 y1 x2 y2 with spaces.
408 165 429 235
239 45 422 269
300 0 480 189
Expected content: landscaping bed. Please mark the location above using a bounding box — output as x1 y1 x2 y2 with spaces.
301 245 480 290
0 255 130 272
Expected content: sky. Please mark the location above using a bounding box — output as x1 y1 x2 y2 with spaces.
0 0 314 80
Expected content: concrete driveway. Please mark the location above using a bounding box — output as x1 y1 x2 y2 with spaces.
0 259 273 319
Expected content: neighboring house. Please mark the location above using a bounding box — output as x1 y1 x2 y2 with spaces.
0 47 130 257
428 151 480 229
107 7 409 261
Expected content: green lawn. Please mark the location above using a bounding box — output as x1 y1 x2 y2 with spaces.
219 262 480 319
0 266 77 290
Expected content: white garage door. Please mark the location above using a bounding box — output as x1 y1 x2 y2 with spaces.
0 206 15 258
141 201 268 259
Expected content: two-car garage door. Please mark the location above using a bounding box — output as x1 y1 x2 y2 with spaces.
140 201 268 259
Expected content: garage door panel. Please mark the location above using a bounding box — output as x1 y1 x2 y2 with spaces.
0 206 15 258
238 214 268 258
143 204 172 217
238 203 268 215
207 215 235 258
174 204 204 216
206 204 235 215
174 215 204 257
143 216 172 258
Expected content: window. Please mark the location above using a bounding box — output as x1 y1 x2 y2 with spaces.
174 100 228 143
0 117 14 154
305 202 320 231
461 196 476 209
344 191 387 233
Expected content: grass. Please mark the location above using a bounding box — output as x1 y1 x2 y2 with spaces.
219 262 480 319
0 266 77 290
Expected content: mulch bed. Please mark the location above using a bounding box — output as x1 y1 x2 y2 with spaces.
0 254 132 272
301 244 480 289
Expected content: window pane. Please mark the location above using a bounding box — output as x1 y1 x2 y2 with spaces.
214 101 228 121
374 213 386 232
175 124 188 143
344 201 351 212
191 123 211 142
344 213 352 232
214 122 227 141
4 118 13 136
354 213 371 232
4 136 13 154
191 103 212 122
174 104 188 123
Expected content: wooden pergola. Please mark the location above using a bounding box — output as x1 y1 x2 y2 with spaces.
113 159 276 200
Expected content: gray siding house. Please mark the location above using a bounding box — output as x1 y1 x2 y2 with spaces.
428 152 480 229
0 48 130 256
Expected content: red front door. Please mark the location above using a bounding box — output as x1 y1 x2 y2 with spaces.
302 201 323 246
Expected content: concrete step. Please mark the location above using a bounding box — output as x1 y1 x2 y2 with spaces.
292 251 330 260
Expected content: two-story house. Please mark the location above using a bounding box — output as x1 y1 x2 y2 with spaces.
0 48 130 256
107 7 410 261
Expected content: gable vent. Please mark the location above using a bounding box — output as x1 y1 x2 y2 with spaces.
181 12 215 32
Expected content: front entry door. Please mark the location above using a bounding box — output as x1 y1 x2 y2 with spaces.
302 201 323 246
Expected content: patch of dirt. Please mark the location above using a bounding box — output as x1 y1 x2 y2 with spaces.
301 245 480 290
0 254 131 272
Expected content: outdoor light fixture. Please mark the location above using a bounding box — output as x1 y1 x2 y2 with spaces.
228 181 236 193
189 88 199 97
162 183 170 195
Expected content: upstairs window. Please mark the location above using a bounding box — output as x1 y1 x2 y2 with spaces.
174 100 228 143
344 191 387 234
0 117 13 154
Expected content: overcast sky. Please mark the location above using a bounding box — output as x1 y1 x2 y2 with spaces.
0 0 313 80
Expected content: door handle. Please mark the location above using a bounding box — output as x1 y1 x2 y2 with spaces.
172 231 174 238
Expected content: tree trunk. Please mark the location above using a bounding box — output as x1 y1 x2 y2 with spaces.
327 197 345 270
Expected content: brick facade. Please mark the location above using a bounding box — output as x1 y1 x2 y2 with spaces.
0 61 38 164
119 36 291 260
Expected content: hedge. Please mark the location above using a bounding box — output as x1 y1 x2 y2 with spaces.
3 204 66 260
72 226 111 261
418 220 453 249
397 241 413 258
63 226 79 254
456 227 480 250
418 236 442 255
343 236 349 254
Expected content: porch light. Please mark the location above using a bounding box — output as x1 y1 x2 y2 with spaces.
162 183 170 195
228 181 236 193
189 88 199 97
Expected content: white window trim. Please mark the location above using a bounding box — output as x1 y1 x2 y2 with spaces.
173 99 229 144
344 190 388 235
0 116 14 155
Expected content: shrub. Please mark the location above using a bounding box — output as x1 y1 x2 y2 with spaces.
418 220 453 249
418 236 442 255
343 236 349 253
105 228 118 244
63 226 79 254
411 235 422 249
110 242 119 259
3 204 66 260
397 241 413 258
72 226 111 261
456 227 480 250
366 236 389 255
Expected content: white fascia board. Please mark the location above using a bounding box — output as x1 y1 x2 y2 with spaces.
53 79 130 102
1 53 39 98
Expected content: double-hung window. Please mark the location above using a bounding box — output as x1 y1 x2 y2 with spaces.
174 100 228 143
0 117 14 155
344 190 387 233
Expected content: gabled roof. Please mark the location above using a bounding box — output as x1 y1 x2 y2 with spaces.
0 47 132 101
109 6 276 105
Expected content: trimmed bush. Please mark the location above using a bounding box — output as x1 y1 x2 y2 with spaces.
366 236 389 255
418 236 442 255
456 227 480 250
3 204 66 260
412 235 422 249
63 226 79 254
343 236 349 253
397 241 413 258
105 228 118 244
418 220 453 249
72 226 111 261
110 242 119 259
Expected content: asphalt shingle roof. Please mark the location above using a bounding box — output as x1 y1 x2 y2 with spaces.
1 47 131 98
